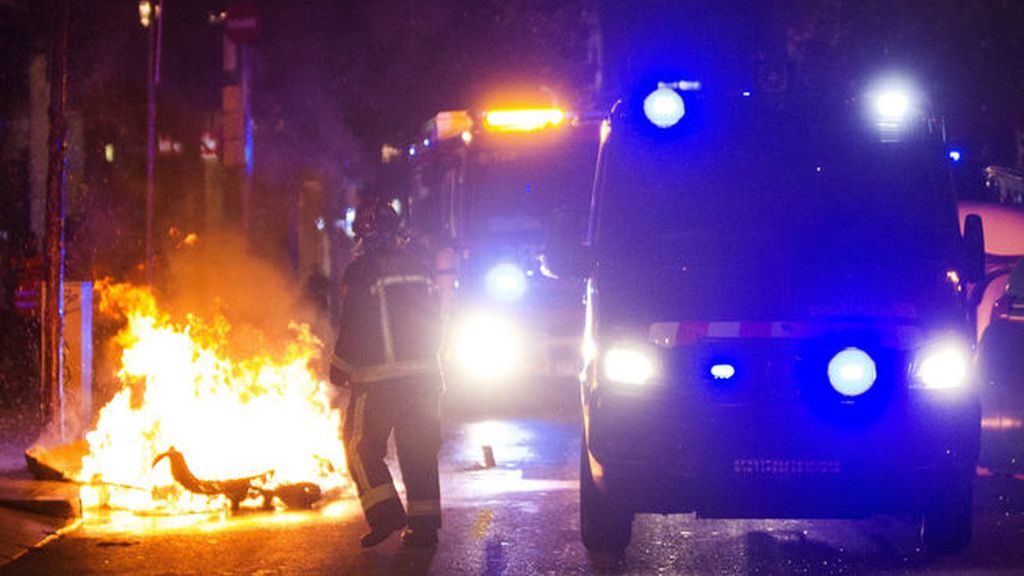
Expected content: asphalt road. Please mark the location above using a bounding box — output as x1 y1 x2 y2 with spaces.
3 383 1024 575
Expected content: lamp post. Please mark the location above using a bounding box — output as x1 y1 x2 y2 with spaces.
42 0 69 435
138 0 163 285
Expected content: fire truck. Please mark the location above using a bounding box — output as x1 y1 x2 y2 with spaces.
385 105 600 404
547 75 987 555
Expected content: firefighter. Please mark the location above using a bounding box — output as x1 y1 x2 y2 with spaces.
331 198 444 548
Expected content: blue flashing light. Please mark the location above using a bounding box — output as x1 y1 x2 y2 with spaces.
873 89 911 121
827 347 877 397
710 363 736 380
408 146 417 157
485 263 528 302
948 148 963 163
423 138 431 147
865 77 922 142
741 90 752 97
643 86 686 128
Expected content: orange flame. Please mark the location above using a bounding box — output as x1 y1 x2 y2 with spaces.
78 282 348 513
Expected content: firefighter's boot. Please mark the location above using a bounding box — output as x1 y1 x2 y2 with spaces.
360 515 406 548
400 526 438 548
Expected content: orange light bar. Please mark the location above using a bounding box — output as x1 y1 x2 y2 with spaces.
483 108 565 132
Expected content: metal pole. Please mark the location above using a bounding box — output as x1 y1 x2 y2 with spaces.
145 0 164 285
43 0 69 437
155 0 165 84
241 41 252 241
146 7 155 282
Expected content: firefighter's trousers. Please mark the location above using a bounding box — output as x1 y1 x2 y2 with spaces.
343 377 442 532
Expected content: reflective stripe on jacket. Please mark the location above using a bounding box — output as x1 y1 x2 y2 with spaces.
331 354 439 384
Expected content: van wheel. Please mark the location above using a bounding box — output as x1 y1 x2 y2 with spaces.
580 444 633 553
920 473 973 556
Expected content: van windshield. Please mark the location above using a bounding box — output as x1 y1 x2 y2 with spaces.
467 137 597 244
596 107 961 322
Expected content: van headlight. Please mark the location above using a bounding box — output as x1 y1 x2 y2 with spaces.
912 337 972 390
452 312 523 381
603 344 658 386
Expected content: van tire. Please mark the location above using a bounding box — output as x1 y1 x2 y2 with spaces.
580 444 633 553
920 472 973 556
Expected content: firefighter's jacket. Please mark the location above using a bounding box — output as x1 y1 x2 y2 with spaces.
331 245 443 386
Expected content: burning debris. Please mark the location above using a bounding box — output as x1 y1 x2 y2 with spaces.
152 447 321 510
73 282 349 514
152 447 271 510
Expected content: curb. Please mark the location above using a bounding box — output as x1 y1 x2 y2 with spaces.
0 476 82 569
0 502 81 568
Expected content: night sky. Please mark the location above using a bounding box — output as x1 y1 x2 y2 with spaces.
2 1 1022 167
2 0 1024 271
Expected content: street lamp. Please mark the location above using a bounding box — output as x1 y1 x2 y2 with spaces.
138 0 153 27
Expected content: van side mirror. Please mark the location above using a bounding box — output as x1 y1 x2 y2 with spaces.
962 213 985 284
543 208 594 279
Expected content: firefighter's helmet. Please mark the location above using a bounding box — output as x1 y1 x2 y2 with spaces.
353 198 401 243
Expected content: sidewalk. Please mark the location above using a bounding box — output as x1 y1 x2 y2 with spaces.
0 421 82 569
0 476 81 568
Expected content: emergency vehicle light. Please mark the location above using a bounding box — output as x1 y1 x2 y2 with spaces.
864 76 922 140
827 347 877 397
873 89 911 121
483 108 565 132
710 363 736 380
485 263 528 302
643 86 685 128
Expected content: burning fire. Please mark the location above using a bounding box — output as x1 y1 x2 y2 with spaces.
77 282 349 513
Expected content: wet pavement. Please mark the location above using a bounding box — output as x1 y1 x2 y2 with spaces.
2 382 1024 574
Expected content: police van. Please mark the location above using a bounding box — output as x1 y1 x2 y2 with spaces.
550 76 986 555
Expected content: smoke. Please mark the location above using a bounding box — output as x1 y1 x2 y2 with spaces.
158 230 328 362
